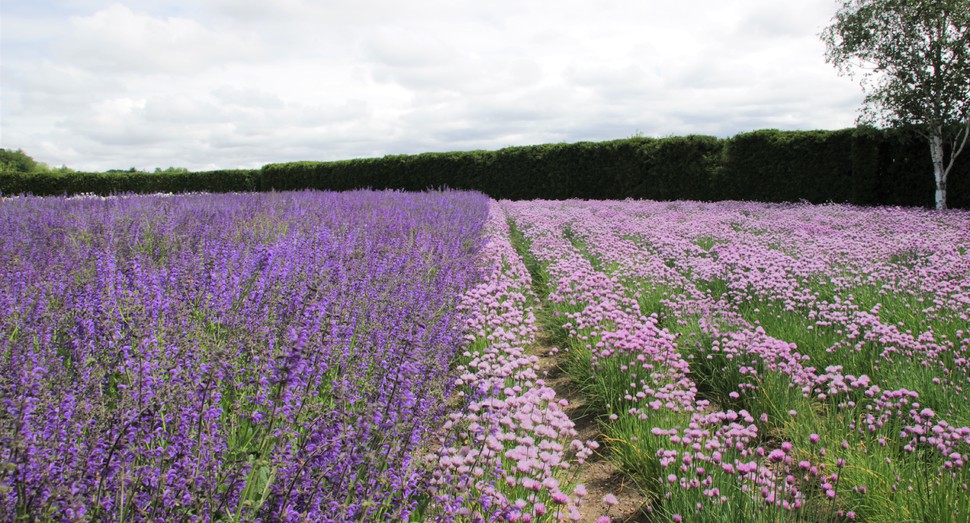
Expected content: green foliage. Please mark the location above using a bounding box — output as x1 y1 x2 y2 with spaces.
639 135 723 201
0 150 260 196
3 128 968 206
879 127 939 207
0 148 43 173
154 166 190 174
717 129 856 203
821 0 970 209
821 0 970 131
262 137 725 201
0 169 260 196
848 125 970 209
261 129 967 208
850 125 883 205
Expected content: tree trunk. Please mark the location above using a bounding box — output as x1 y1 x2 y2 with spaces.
929 129 947 210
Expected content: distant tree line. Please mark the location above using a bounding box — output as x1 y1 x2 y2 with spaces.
0 149 257 195
2 127 968 209
0 149 195 176
0 149 74 174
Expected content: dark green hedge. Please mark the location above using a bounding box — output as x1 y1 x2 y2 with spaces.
2 128 967 208
261 136 725 201
849 128 970 209
716 129 856 203
262 127 968 208
0 169 259 197
714 127 968 209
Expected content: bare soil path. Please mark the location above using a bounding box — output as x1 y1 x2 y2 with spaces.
507 214 648 521
529 330 649 523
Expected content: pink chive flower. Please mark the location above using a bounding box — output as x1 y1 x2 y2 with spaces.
551 492 570 504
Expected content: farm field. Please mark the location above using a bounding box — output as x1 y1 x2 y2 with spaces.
503 199 970 522
0 190 497 521
2 191 970 522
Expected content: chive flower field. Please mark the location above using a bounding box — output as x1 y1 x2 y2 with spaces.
2 191 969 522
503 199 970 522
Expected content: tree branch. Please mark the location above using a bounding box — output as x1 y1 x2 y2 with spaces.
944 114 970 177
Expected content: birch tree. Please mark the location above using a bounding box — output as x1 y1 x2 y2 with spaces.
821 0 970 209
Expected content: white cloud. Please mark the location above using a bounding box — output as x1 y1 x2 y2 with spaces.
0 0 864 171
58 3 262 74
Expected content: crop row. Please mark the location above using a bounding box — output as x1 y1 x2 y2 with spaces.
419 201 600 522
504 200 970 522
0 190 488 521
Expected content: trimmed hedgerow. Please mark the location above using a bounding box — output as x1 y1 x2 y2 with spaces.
3 127 967 208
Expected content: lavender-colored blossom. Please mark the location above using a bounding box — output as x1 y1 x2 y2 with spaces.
0 190 488 521
503 198 970 520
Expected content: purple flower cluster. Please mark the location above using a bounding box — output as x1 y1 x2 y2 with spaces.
422 202 600 522
503 199 970 520
0 190 488 521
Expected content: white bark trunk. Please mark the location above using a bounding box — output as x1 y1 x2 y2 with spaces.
929 130 947 210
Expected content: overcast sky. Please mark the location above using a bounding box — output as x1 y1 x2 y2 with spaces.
1 0 864 172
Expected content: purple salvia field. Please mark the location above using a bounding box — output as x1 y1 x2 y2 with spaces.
0 190 488 521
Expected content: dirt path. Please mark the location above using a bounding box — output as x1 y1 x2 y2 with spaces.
529 331 649 523
507 213 648 522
